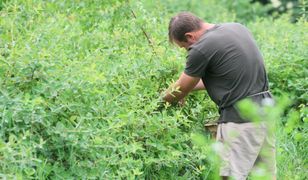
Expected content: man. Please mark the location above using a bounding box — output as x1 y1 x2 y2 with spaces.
163 12 276 180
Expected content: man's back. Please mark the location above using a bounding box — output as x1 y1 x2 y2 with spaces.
185 23 269 123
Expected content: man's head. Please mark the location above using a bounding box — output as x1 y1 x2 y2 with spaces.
168 12 205 50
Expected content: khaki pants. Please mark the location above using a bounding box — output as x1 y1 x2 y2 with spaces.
216 122 276 180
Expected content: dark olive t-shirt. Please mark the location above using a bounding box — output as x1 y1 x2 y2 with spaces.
184 23 271 123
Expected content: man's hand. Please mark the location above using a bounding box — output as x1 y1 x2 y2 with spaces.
163 72 200 104
178 98 186 107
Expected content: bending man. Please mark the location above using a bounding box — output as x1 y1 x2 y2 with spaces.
163 12 276 180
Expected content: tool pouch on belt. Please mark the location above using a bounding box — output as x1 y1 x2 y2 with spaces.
204 118 218 139
204 91 273 139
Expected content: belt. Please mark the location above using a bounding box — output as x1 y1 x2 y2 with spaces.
247 90 271 98
219 90 272 112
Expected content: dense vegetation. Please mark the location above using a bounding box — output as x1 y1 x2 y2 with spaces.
0 0 307 179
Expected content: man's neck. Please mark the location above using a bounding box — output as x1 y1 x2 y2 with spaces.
203 23 216 32
194 23 215 40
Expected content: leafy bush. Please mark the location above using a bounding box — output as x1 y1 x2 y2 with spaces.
0 0 307 179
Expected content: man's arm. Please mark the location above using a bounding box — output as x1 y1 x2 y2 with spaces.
163 72 200 104
193 79 205 91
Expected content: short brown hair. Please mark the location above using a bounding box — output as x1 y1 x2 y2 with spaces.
168 12 203 43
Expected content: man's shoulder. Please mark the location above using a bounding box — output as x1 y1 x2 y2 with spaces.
188 22 249 54
211 22 249 34
221 22 250 33
220 22 246 28
197 22 249 43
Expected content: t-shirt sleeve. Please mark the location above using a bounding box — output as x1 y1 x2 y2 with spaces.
184 48 209 77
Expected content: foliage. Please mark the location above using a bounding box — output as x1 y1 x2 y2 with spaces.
248 16 308 105
0 0 307 179
254 0 308 22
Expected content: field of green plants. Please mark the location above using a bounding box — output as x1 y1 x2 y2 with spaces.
0 0 307 179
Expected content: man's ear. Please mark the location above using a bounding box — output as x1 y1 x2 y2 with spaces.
184 32 195 42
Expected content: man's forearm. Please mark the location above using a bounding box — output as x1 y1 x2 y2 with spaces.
163 82 187 104
162 73 200 104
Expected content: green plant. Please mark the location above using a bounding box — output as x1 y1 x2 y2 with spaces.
0 0 306 179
